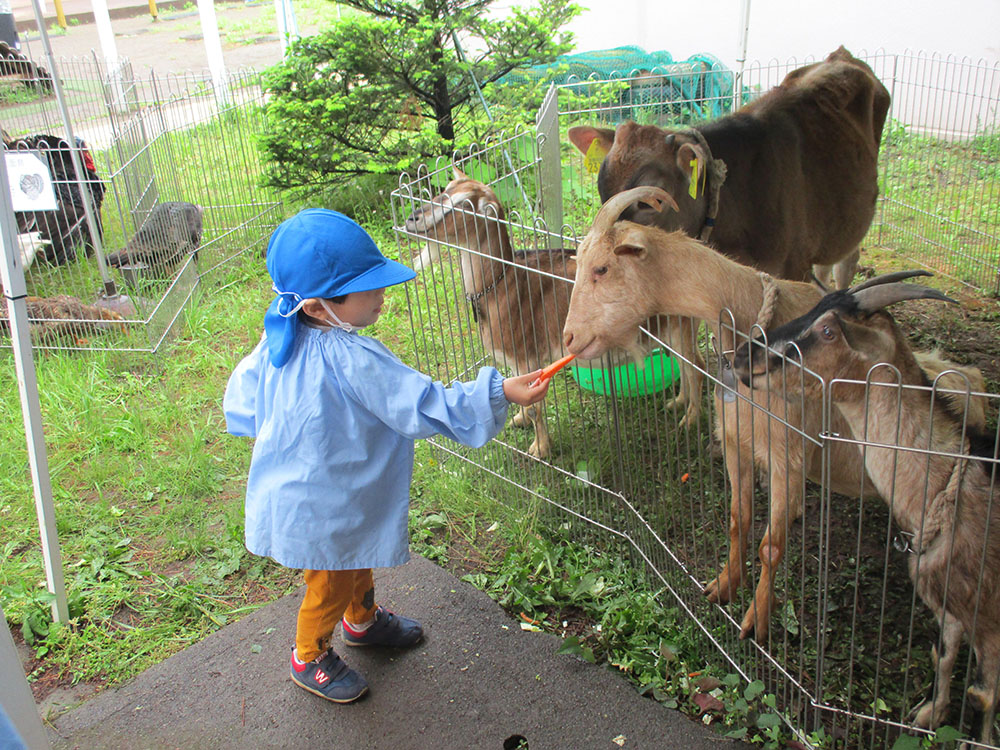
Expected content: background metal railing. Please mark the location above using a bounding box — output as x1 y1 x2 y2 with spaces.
2 56 280 351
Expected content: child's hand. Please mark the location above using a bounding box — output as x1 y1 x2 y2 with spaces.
503 370 550 406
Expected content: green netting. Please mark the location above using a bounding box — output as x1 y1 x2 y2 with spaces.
499 46 735 121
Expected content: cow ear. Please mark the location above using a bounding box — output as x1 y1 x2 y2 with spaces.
676 141 708 199
568 126 615 156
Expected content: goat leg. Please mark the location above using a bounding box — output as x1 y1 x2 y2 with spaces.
662 316 706 430
966 636 1000 748
912 612 962 730
739 462 805 641
705 413 754 605
511 406 532 429
524 402 552 459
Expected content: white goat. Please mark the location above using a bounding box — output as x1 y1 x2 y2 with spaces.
732 275 997 747
561 185 983 642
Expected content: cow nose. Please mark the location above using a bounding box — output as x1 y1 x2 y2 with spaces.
563 331 574 348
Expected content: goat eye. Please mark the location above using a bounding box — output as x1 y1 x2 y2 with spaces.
821 325 834 340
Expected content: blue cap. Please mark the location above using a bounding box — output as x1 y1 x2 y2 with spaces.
263 209 416 367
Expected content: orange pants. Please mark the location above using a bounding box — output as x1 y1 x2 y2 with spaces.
295 568 377 662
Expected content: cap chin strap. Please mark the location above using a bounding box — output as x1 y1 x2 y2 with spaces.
320 299 360 333
272 285 360 333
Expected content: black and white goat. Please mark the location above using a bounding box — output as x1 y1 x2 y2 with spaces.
733 272 998 746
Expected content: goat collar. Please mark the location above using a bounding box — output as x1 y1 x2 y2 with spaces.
465 264 507 321
686 129 728 243
892 458 968 556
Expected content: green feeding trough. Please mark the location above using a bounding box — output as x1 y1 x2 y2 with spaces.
571 348 680 397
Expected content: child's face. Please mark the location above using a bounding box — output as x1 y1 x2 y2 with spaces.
330 288 386 328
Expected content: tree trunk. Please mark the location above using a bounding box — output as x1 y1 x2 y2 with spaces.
430 43 454 142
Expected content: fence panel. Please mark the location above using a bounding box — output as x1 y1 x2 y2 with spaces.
393 51 1000 748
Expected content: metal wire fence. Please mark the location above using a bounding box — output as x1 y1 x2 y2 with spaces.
2 56 281 351
391 52 1000 748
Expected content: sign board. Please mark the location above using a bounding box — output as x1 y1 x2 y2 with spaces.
5 151 57 212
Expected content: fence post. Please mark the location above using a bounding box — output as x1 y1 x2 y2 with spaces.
535 83 562 249
0 148 69 627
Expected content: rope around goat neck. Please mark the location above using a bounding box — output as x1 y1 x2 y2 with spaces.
756 272 779 331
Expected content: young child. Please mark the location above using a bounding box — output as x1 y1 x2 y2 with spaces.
223 208 550 703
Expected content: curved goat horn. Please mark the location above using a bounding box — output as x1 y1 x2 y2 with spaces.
848 269 931 294
852 282 958 313
591 186 680 235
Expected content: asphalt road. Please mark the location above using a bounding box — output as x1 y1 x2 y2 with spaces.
47 556 750 750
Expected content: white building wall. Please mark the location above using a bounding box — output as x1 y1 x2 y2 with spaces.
559 0 1000 69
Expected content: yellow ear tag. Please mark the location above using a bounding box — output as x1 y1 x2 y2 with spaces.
689 159 699 199
584 140 607 175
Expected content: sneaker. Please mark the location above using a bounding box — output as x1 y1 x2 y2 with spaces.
342 606 424 648
289 647 368 703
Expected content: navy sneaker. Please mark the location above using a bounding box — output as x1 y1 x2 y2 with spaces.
342 606 424 648
289 647 368 703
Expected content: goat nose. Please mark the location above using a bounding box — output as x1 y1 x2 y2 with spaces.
563 331 574 348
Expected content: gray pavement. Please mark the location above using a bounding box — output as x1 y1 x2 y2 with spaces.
12 0 299 79
46 556 746 750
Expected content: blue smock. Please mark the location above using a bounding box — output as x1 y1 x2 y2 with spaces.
223 325 509 570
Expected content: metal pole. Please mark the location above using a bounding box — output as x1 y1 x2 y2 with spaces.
197 0 229 105
734 0 751 112
29 0 119 298
274 0 298 54
0 148 69 626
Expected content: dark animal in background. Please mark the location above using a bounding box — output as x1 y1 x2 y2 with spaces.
568 45 891 289
0 294 125 345
6 133 106 266
106 201 204 276
0 41 53 93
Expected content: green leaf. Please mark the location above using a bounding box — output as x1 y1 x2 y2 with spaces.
557 636 595 663
756 713 781 729
890 735 923 750
744 679 765 701
932 725 964 743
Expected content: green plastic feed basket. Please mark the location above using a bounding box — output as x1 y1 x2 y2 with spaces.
570 349 680 397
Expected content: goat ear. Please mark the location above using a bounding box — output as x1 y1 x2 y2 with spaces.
452 166 469 181
476 194 502 218
676 141 707 200
614 243 646 259
568 126 615 156
839 315 896 361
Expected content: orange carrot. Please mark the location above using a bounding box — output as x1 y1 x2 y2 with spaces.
533 353 577 385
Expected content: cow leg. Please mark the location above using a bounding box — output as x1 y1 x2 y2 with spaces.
913 612 963 729
705 410 754 605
